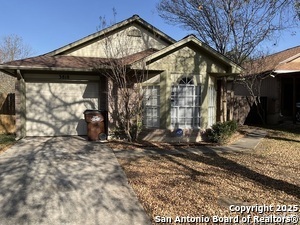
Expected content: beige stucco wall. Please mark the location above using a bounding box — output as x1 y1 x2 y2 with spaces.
147 46 228 75
66 24 170 58
143 46 228 130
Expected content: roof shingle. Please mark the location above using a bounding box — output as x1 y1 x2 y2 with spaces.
0 48 158 71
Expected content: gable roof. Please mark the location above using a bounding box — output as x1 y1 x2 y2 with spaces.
0 16 242 77
137 35 243 74
46 15 176 57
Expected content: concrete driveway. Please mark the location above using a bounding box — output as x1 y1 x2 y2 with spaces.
0 137 151 225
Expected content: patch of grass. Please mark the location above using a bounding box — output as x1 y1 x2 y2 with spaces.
117 127 300 224
0 134 15 152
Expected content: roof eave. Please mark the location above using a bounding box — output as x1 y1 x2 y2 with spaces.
0 65 109 73
274 69 300 74
139 35 243 73
45 15 176 57
209 72 241 77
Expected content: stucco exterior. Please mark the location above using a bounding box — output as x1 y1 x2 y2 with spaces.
0 15 242 141
66 25 170 58
142 45 229 130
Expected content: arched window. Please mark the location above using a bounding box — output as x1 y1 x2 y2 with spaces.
171 77 200 128
179 77 194 85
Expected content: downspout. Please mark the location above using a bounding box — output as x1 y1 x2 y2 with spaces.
16 69 24 80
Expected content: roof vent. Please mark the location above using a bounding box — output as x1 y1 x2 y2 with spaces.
127 28 142 37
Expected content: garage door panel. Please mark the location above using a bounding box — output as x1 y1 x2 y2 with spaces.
26 82 99 136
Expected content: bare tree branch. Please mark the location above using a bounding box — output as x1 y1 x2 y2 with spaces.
157 0 299 64
93 29 149 142
0 34 34 94
0 34 34 63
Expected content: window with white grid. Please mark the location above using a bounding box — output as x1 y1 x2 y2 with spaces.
171 77 201 128
143 86 160 128
208 86 216 127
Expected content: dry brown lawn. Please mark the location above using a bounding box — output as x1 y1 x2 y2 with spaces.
116 126 300 224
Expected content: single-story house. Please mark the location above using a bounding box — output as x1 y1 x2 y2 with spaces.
233 46 300 124
0 15 242 141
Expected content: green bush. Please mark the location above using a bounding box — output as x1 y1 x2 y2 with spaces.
0 134 15 144
207 120 238 144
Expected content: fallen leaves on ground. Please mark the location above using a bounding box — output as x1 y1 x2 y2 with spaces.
116 127 300 224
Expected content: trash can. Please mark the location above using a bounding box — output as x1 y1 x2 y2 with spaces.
84 110 107 141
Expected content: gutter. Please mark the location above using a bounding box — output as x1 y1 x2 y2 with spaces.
16 69 24 80
0 64 113 73
273 70 300 74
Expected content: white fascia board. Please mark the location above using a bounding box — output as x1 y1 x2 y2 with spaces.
274 70 300 74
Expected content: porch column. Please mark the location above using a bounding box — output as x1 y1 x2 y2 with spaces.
227 90 234 121
160 71 170 129
217 77 227 123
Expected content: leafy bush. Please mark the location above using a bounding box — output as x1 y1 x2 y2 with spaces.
0 134 15 144
207 120 238 144
0 134 15 151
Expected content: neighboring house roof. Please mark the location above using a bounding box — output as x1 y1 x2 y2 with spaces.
276 62 300 71
45 14 176 57
243 45 300 75
274 51 300 73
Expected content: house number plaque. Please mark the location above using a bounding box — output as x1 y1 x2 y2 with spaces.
59 75 70 80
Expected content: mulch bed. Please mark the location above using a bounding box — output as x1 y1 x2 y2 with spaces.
107 130 245 151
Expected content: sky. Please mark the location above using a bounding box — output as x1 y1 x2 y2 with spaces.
0 0 299 57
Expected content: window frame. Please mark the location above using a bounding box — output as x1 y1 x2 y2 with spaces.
171 77 201 129
143 85 160 128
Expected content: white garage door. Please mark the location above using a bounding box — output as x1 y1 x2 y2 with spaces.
26 82 99 136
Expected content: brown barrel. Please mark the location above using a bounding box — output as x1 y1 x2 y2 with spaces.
84 110 106 141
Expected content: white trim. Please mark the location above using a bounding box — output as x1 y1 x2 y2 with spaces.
274 70 300 74
208 85 216 127
279 53 300 64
